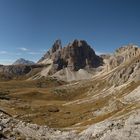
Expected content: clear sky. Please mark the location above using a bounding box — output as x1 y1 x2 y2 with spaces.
0 0 140 65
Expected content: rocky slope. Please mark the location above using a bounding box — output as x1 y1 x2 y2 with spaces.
0 64 47 80
13 58 35 65
107 44 140 70
0 112 76 140
1 109 140 140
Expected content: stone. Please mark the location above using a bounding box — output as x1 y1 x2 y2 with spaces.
48 106 60 112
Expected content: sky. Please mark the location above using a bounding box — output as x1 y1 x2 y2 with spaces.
0 0 140 65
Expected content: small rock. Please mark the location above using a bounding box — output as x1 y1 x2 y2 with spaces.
48 106 59 113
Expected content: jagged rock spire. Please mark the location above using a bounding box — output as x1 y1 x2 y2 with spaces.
51 39 62 53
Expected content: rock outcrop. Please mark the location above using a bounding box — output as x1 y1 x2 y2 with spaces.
108 44 140 70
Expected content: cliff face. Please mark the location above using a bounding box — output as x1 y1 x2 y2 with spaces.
38 39 103 73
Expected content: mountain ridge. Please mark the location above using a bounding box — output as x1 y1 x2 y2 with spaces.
13 58 35 65
0 40 140 82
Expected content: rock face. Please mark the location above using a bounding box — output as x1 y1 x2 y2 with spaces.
13 58 35 65
38 39 103 74
103 45 140 86
108 45 140 70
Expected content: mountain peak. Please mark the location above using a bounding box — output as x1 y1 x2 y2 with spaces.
38 39 103 72
13 58 35 65
51 39 62 53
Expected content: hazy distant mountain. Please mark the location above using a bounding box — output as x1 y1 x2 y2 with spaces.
13 58 35 65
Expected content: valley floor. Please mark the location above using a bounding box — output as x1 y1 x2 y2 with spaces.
0 70 140 139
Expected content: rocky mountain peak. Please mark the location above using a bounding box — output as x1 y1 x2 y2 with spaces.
61 39 101 70
67 40 90 49
51 39 62 53
38 39 103 73
38 40 62 63
13 58 35 65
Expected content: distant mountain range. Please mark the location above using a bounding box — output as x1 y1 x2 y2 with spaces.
0 40 140 82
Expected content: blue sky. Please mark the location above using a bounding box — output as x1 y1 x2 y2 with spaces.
0 0 140 65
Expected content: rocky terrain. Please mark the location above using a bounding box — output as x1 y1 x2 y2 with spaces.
0 40 140 139
0 109 140 140
107 45 140 70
